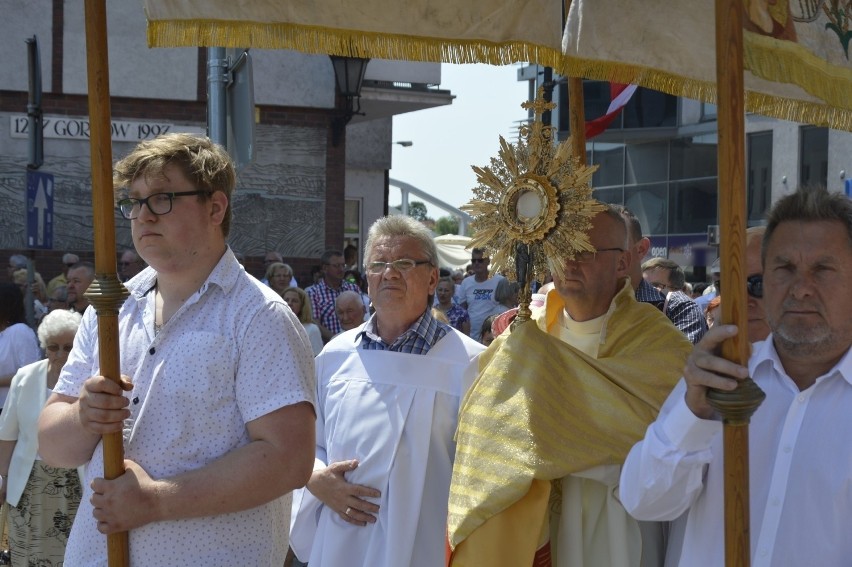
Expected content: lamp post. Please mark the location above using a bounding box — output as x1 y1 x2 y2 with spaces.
394 141 413 147
330 56 370 146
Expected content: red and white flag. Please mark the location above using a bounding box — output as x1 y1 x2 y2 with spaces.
584 83 638 139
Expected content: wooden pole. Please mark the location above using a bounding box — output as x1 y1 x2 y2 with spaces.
568 77 586 165
707 1 765 565
82 0 130 564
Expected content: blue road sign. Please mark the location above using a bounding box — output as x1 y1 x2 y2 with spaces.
26 170 54 249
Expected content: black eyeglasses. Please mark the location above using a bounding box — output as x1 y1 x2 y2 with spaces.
470 258 488 264
572 247 625 263
367 259 431 274
46 344 74 353
746 274 763 298
117 190 210 220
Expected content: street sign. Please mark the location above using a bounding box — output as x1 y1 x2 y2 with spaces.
26 169 53 249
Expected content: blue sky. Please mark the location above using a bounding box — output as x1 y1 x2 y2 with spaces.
389 63 529 220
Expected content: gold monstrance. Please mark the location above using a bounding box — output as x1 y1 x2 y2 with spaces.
461 88 602 327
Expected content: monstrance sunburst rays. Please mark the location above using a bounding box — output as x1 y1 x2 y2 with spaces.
461 88 603 325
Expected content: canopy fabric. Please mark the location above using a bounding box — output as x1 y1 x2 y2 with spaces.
144 0 564 69
562 0 852 131
434 234 472 271
145 0 852 131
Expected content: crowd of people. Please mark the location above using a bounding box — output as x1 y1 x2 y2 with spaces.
0 132 849 567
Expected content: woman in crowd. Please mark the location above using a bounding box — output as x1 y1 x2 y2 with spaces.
490 278 521 317
282 287 324 355
704 295 721 329
0 285 40 410
265 262 295 297
0 309 83 566
434 276 470 336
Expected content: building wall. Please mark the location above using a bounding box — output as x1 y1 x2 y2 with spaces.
0 0 410 284
584 93 852 278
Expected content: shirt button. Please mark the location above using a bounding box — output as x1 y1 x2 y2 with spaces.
149 347 155 355
784 446 792 453
133 397 140 405
761 549 768 557
771 498 780 506
797 395 806 403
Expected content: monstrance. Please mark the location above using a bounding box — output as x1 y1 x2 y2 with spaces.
461 88 603 327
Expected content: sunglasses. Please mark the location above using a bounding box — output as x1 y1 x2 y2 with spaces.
746 274 763 298
470 258 488 264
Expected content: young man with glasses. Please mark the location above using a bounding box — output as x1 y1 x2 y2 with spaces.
38 133 316 566
448 206 692 566
457 248 505 341
306 249 362 342
290 215 484 567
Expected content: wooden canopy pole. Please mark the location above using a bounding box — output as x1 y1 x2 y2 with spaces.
567 77 586 165
82 0 130 564
706 0 766 565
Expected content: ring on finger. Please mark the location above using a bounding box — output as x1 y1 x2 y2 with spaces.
345 507 352 516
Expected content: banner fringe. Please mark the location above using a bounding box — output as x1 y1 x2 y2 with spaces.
148 20 852 131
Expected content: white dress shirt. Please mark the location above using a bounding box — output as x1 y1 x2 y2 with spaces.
620 337 852 567
55 249 316 567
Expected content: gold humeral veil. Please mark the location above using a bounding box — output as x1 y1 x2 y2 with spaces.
447 285 692 565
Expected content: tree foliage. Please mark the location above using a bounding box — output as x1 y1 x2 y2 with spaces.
434 215 460 235
408 201 429 221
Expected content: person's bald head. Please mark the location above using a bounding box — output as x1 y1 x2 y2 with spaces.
336 290 366 331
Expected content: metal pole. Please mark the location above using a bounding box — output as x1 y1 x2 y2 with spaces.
207 47 228 146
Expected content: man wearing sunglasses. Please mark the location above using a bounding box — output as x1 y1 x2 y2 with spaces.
38 134 316 566
744 226 770 341
621 187 852 566
457 249 505 341
290 215 484 567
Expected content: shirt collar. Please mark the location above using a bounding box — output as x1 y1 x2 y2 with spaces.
357 308 436 346
751 335 852 388
130 246 240 299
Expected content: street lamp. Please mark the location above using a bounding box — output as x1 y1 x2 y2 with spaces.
394 141 413 147
330 55 370 146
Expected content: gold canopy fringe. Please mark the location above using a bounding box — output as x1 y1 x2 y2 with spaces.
557 56 852 132
744 32 852 114
147 20 565 69
148 19 852 132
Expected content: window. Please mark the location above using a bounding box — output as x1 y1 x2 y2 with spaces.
668 179 718 234
747 131 772 222
799 126 828 187
625 183 668 235
625 141 668 184
670 135 718 180
344 199 362 268
622 88 678 129
590 143 624 187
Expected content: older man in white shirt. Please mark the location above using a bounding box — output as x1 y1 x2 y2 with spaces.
620 186 852 567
